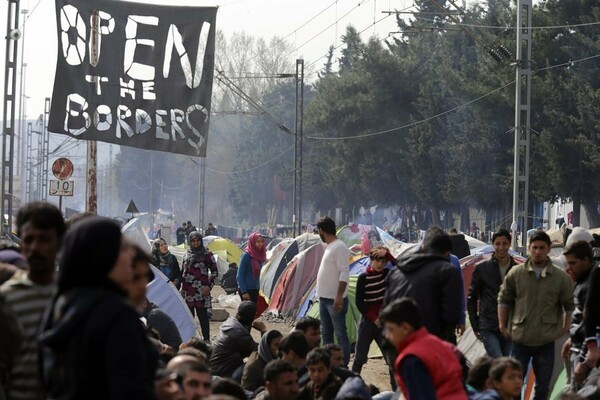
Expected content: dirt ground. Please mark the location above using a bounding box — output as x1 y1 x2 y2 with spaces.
205 286 393 391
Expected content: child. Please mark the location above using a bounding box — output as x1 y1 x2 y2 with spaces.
298 348 342 400
474 357 523 400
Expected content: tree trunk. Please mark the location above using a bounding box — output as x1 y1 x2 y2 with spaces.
431 206 441 227
583 200 600 228
572 194 581 227
460 205 470 233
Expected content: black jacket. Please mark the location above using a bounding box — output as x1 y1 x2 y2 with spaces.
583 265 600 345
467 256 517 333
384 252 463 341
209 317 257 377
570 267 593 346
39 286 158 400
144 302 183 350
450 234 471 260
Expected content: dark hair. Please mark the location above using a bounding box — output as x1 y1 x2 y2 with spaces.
295 316 320 332
422 226 452 254
563 240 593 261
467 355 493 391
64 211 96 230
529 231 551 247
183 337 212 358
177 347 207 363
306 348 331 368
16 202 66 239
489 357 522 382
131 242 152 265
212 379 246 400
323 343 342 354
171 359 210 378
278 331 309 358
264 359 298 383
317 216 336 236
379 297 423 330
492 228 512 244
266 330 283 345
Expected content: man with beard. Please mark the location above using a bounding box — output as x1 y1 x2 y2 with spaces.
315 216 351 367
0 202 65 400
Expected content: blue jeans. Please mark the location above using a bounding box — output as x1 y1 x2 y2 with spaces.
510 341 555 400
319 297 350 366
481 330 511 358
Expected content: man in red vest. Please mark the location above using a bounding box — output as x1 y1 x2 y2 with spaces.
380 297 468 399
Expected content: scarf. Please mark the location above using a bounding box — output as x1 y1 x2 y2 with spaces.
245 232 266 279
152 239 171 266
258 330 281 363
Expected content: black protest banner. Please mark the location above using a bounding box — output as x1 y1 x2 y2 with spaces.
48 0 217 157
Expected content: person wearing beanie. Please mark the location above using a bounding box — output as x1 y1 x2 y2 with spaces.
38 217 158 399
209 301 267 381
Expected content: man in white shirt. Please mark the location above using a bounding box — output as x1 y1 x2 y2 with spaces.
316 216 350 366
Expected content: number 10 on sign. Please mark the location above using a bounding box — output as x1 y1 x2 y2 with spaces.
49 180 74 196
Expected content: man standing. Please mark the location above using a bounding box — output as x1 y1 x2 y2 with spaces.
385 226 463 343
315 216 351 366
205 223 218 236
498 230 574 400
1 202 65 400
467 228 518 357
560 240 595 389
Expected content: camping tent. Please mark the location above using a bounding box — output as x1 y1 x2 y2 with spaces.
147 265 196 342
260 233 322 301
267 242 325 318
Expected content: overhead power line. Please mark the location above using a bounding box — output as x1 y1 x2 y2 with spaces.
411 15 600 31
207 144 294 175
306 51 600 141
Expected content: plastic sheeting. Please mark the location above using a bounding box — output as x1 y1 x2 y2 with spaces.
146 265 197 343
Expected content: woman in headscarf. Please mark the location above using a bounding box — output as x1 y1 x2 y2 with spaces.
151 238 181 289
241 329 283 391
181 231 218 342
237 232 266 303
39 217 157 399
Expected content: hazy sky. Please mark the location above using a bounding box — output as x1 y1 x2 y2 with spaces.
0 0 410 121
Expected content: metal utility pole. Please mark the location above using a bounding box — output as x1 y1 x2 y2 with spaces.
1 0 21 235
16 8 27 204
41 98 50 201
292 59 304 237
511 0 532 252
25 121 31 201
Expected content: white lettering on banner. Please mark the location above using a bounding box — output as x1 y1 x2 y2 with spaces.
65 94 208 143
57 3 214 153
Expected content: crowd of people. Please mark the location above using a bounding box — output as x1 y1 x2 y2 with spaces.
0 204 599 400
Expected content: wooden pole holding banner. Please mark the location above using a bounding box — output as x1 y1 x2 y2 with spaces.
86 10 99 213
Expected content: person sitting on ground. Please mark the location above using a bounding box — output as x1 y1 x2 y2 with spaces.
212 378 246 400
472 357 523 400
278 331 310 385
143 298 183 351
168 359 213 400
323 344 359 383
222 263 239 295
380 297 468 399
254 360 300 400
210 301 267 381
295 317 322 351
177 347 208 364
298 348 342 400
466 356 494 395
242 330 283 391
180 336 212 359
